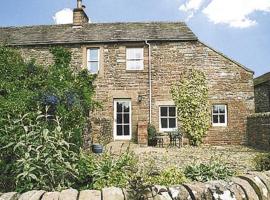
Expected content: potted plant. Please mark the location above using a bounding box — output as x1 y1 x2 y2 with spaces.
147 124 157 146
91 133 104 154
92 143 103 154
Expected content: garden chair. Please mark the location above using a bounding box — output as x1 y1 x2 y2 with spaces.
169 129 183 148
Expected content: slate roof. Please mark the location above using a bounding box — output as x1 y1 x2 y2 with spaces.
254 72 270 86
0 22 197 46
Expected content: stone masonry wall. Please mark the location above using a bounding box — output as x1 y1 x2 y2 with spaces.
17 40 254 145
1 170 270 200
247 112 270 150
255 83 270 113
150 41 254 145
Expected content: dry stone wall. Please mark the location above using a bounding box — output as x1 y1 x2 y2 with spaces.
255 83 270 113
1 171 270 200
247 112 270 150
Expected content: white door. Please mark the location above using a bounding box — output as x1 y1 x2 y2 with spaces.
114 99 132 140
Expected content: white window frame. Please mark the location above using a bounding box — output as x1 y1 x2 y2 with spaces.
126 47 144 70
113 99 132 140
159 106 177 132
87 48 100 74
212 105 227 127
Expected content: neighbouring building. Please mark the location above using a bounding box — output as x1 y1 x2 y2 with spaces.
254 72 270 113
0 0 255 146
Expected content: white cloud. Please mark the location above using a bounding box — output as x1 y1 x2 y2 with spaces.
180 0 270 28
53 8 73 24
179 0 205 19
203 0 270 28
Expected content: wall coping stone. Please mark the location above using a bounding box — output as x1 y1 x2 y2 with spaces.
1 171 270 200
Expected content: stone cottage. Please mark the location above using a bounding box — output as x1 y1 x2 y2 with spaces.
254 72 270 113
0 0 255 145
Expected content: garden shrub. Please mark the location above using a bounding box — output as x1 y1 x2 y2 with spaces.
171 69 210 146
77 151 137 190
253 153 270 171
0 46 98 192
184 159 235 182
128 166 187 199
0 46 98 148
148 167 186 186
0 111 79 192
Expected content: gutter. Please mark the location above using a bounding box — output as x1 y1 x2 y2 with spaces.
145 40 152 124
4 38 198 47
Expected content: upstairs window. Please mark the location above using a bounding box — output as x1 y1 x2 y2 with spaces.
87 48 100 74
126 48 144 70
212 105 227 126
159 106 177 131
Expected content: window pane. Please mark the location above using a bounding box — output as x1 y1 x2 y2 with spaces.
124 125 130 136
134 49 143 59
124 114 129 123
169 118 176 128
219 115 225 123
123 102 130 112
169 107 176 117
117 125 122 136
160 107 168 117
219 105 226 113
89 49 99 61
127 60 143 70
161 118 168 128
213 115 219 123
117 102 123 112
117 114 122 123
127 48 143 59
89 61 99 74
213 105 219 113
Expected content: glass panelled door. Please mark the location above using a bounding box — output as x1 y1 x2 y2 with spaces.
114 99 132 140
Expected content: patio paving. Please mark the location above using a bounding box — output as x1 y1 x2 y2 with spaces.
105 142 267 174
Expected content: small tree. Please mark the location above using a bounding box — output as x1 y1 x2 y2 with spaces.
171 69 210 146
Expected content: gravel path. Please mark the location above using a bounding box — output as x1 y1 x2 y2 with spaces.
106 142 267 174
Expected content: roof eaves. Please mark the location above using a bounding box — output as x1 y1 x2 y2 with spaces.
6 37 198 47
199 41 254 74
254 72 270 86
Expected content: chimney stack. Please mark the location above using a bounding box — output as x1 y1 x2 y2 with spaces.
73 0 89 27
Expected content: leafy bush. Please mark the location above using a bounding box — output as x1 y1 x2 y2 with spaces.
0 111 79 192
253 153 270 171
77 151 137 190
184 160 235 182
0 46 98 148
147 124 157 140
148 167 186 186
171 69 210 146
128 166 186 199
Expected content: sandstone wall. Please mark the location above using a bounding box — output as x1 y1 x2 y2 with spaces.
150 41 254 145
1 170 270 200
17 40 254 145
247 112 270 150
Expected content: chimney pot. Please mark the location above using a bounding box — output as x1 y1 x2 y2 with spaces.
77 0 82 8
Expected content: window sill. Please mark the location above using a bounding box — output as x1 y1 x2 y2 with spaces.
126 69 145 73
212 124 227 127
159 128 177 133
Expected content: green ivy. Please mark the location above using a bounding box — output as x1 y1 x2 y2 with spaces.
171 69 210 146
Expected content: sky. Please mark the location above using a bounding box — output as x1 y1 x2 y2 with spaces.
0 0 269 77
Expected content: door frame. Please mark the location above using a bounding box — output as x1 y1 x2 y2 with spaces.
113 99 132 140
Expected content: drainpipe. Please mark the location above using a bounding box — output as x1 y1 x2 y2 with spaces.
145 40 152 124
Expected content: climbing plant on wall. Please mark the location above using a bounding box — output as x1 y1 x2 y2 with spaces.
171 68 210 146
